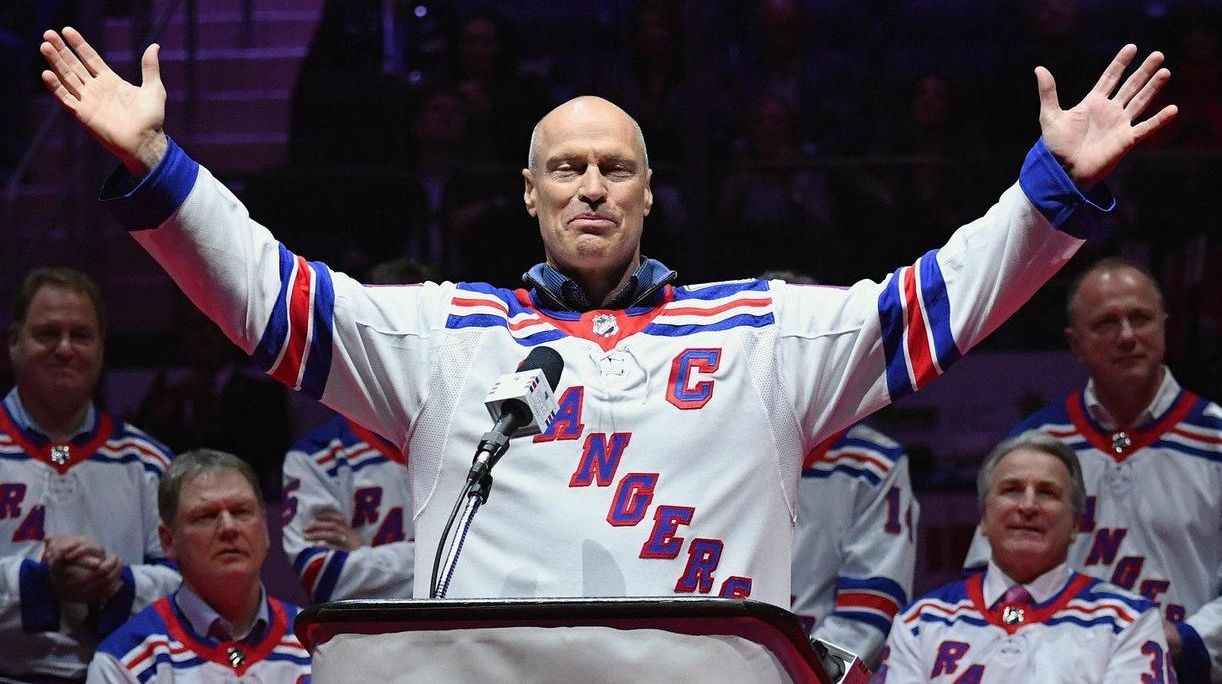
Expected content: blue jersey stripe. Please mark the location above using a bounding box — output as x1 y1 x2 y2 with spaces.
87 453 166 474
671 279 768 300
1044 614 1126 634
252 244 296 373
292 547 326 574
300 260 335 400
314 550 348 602
800 463 883 485
915 612 989 629
1151 438 1222 463
836 437 905 464
917 251 961 374
832 609 895 634
877 268 914 401
266 652 313 666
455 283 552 318
837 576 909 606
644 313 775 337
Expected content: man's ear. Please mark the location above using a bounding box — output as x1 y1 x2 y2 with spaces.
158 523 177 561
522 168 538 217
642 168 653 217
1064 325 1081 361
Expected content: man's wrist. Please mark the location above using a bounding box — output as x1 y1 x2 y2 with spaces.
124 130 169 179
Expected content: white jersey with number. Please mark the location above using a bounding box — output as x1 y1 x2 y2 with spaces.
0 403 180 680
104 137 1094 609
87 594 310 683
791 423 917 667
281 413 415 601
965 372 1222 682
877 570 1173 683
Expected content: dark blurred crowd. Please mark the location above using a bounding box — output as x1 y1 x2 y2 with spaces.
268 0 1221 378
3 0 1220 419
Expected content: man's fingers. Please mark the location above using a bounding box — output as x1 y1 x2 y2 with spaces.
1124 67 1171 120
40 69 78 110
39 40 82 100
47 29 93 90
95 554 122 579
1035 66 1060 120
63 26 110 78
1132 104 1179 144
140 43 162 88
1114 51 1165 107
1090 43 1138 96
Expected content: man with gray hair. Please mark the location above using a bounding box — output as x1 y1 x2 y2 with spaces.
88 449 310 682
878 431 1171 682
964 256 1222 683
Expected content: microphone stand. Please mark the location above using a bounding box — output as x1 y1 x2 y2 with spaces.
429 417 514 599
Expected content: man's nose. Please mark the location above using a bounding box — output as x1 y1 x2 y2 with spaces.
217 511 239 535
578 167 608 205
1017 488 1039 512
1117 317 1137 341
52 332 74 356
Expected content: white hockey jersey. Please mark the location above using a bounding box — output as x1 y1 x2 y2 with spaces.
877 569 1173 683
791 423 917 667
965 372 1222 682
103 137 1096 609
281 413 414 601
0 402 180 680
87 593 310 683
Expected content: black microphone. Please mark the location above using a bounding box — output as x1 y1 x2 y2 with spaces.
467 346 563 485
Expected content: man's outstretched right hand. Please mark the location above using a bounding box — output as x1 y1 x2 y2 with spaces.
40 27 168 177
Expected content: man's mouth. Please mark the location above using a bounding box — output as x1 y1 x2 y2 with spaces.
569 214 615 230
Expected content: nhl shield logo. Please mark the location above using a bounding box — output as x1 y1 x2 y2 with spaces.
592 313 619 337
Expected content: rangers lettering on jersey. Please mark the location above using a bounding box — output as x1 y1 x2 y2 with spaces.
111 133 1099 610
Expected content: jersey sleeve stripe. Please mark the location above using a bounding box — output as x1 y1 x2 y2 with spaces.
252 244 296 376
917 250 962 374
313 549 347 602
300 260 335 400
267 254 313 389
879 267 916 400
836 576 909 606
902 263 938 388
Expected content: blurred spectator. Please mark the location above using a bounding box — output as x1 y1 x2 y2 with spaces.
720 0 872 157
0 1 84 179
591 0 694 168
288 0 411 167
718 94 836 277
133 300 292 501
988 0 1109 158
1 267 179 680
402 86 531 284
444 9 549 165
0 25 27 179
280 258 427 604
858 74 994 276
89 449 311 682
1152 7 1222 150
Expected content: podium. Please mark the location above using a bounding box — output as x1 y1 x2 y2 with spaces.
296 597 871 683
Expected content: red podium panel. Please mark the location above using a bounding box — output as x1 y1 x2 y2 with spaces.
297 597 868 683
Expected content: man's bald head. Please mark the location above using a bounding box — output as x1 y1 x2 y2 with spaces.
526 96 649 173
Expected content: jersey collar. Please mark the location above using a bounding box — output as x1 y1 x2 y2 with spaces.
522 257 676 312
